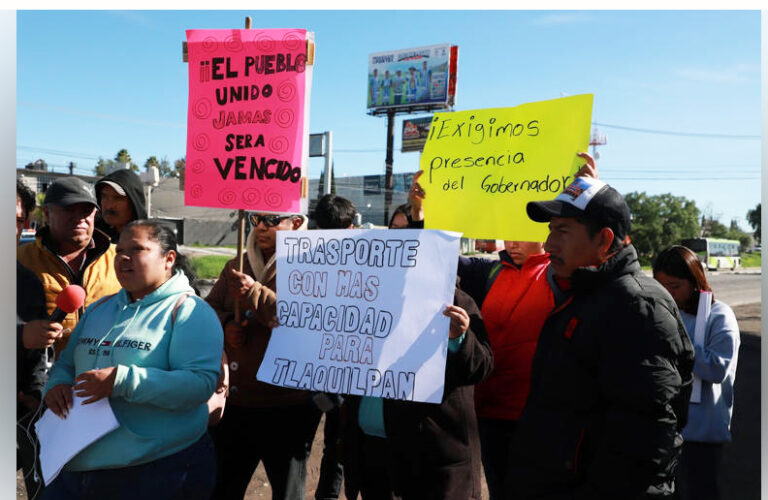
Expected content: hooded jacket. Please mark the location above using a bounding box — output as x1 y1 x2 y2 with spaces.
509 245 694 499
17 227 122 356
95 169 148 242
43 271 223 471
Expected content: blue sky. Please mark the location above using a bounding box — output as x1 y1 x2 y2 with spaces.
16 10 761 230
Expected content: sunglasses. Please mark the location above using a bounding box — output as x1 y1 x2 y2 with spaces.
248 214 292 228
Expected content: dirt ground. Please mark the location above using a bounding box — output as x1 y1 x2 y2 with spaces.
17 303 761 500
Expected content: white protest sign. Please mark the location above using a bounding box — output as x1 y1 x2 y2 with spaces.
256 228 461 404
690 290 713 404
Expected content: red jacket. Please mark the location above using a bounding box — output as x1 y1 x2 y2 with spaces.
473 252 553 420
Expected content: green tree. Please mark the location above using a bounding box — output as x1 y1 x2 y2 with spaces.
94 157 113 176
144 155 160 171
726 220 753 253
174 157 185 186
623 192 700 264
114 149 139 172
157 156 175 177
701 216 729 238
746 203 760 242
115 149 131 163
32 192 46 226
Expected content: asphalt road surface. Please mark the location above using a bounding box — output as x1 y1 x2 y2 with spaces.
706 271 761 307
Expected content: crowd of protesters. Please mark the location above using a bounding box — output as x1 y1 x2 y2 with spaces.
15 152 739 500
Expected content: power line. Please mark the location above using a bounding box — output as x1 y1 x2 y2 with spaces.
601 169 759 174
17 145 102 160
335 149 384 153
607 177 759 181
592 122 760 139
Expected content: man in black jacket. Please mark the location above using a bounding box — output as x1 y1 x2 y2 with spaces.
95 168 147 242
507 176 694 499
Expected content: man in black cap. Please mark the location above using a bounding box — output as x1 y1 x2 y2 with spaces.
17 176 122 357
95 169 147 243
506 176 695 499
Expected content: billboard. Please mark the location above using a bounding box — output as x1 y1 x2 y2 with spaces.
367 44 457 112
401 116 433 152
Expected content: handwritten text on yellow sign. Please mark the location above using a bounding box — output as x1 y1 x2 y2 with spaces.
419 94 593 242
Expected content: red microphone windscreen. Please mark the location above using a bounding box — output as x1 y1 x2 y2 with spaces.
55 285 86 313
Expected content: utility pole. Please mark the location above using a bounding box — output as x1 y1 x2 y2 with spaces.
589 128 607 159
323 131 333 195
384 109 395 225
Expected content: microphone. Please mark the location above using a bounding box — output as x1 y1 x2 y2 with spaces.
50 285 86 323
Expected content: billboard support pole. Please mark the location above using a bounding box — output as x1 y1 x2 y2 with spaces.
384 108 395 225
233 15 252 323
323 131 333 195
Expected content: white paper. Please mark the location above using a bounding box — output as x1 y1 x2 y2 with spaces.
689 291 712 404
257 228 461 404
34 394 120 485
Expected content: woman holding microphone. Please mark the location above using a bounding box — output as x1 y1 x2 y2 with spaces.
43 220 223 500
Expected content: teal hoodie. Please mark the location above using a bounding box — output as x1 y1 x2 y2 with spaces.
44 271 223 471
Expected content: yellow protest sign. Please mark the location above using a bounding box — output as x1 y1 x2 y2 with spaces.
419 94 593 241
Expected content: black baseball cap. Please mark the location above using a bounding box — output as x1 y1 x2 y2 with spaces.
527 177 631 241
44 177 98 208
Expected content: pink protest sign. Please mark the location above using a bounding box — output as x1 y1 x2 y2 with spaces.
185 29 311 212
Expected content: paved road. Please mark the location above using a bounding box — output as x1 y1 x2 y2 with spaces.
707 271 761 307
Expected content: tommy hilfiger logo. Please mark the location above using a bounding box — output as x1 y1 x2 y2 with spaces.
77 337 152 351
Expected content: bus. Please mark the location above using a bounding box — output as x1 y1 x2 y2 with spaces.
680 237 741 271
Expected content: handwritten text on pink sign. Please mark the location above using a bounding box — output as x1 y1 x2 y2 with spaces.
185 29 308 211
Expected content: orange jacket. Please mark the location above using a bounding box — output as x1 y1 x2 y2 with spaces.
17 228 121 356
474 252 553 420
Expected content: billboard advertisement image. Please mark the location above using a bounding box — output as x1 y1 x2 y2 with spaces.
401 116 433 152
367 44 457 112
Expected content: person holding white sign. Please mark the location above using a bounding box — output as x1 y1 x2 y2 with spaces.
341 285 492 500
41 220 223 500
206 211 322 500
339 202 493 500
653 246 740 500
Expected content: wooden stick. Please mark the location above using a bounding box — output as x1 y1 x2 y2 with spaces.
233 15 252 323
233 209 246 322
